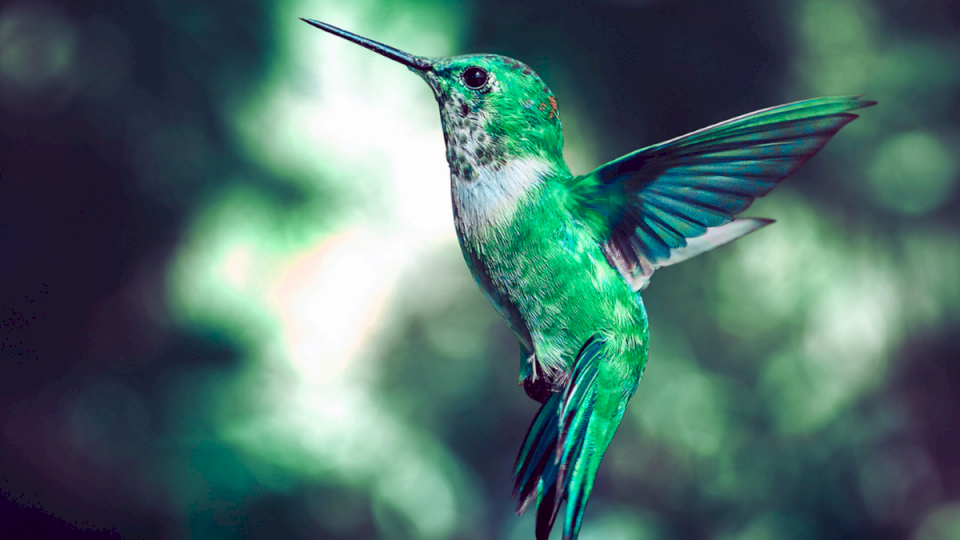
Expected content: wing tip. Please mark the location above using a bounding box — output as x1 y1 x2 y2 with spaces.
743 217 775 229
812 94 877 116
839 94 877 115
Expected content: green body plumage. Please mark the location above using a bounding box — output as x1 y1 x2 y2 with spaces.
301 19 874 540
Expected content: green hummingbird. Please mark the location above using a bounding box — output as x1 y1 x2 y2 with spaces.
301 18 873 540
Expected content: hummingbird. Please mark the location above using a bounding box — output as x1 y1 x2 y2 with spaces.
301 18 874 540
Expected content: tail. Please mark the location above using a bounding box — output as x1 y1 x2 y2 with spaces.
513 336 637 540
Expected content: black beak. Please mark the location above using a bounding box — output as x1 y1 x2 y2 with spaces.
300 19 434 72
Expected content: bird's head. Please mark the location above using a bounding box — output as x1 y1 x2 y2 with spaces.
301 19 566 181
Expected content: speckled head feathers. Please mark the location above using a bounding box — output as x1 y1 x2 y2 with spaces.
417 54 565 181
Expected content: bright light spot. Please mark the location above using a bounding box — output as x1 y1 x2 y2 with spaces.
217 378 467 539
267 228 403 383
223 244 254 289
803 264 899 369
713 192 938 433
375 450 459 539
795 0 880 93
0 4 74 86
762 261 899 433
631 341 728 456
0 3 77 111
715 196 834 337
913 502 960 540
168 1 480 537
868 131 957 214
168 185 284 346
233 0 455 227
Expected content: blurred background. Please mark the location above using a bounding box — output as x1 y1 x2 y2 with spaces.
2 0 959 539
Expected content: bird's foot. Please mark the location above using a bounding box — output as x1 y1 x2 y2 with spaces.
522 355 564 404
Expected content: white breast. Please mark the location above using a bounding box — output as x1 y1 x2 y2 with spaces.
452 157 552 234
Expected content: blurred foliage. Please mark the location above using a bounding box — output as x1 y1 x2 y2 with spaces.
1 0 959 539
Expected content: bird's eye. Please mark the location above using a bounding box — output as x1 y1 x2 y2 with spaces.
462 67 489 89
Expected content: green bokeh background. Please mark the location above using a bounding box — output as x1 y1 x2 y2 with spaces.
2 0 959 539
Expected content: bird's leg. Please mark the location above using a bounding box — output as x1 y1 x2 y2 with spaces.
523 353 561 404
527 353 539 382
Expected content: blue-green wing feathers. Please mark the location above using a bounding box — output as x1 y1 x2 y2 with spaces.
511 97 875 540
579 96 875 290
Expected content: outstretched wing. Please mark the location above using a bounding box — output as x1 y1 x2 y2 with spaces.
574 95 875 291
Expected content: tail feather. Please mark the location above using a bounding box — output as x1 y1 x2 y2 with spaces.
560 402 628 540
513 393 562 514
535 482 559 540
513 336 635 540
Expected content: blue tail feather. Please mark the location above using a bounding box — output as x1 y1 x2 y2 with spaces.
513 337 616 540
513 393 562 514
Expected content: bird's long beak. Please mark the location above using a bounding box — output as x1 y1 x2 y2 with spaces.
300 18 434 72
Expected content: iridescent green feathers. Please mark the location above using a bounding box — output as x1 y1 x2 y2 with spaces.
514 336 639 540
297 19 874 540
574 95 876 290
513 337 602 540
510 96 875 540
423 54 566 169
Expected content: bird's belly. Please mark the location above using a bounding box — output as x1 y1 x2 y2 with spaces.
456 233 534 352
457 194 648 378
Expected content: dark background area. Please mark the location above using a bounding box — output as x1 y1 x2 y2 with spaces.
2 0 959 539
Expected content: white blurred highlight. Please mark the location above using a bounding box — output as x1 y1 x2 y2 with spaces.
267 228 400 384
168 0 473 537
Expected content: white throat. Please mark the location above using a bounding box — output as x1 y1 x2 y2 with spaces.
452 157 552 235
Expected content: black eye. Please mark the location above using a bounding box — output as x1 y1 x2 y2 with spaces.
462 67 488 89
